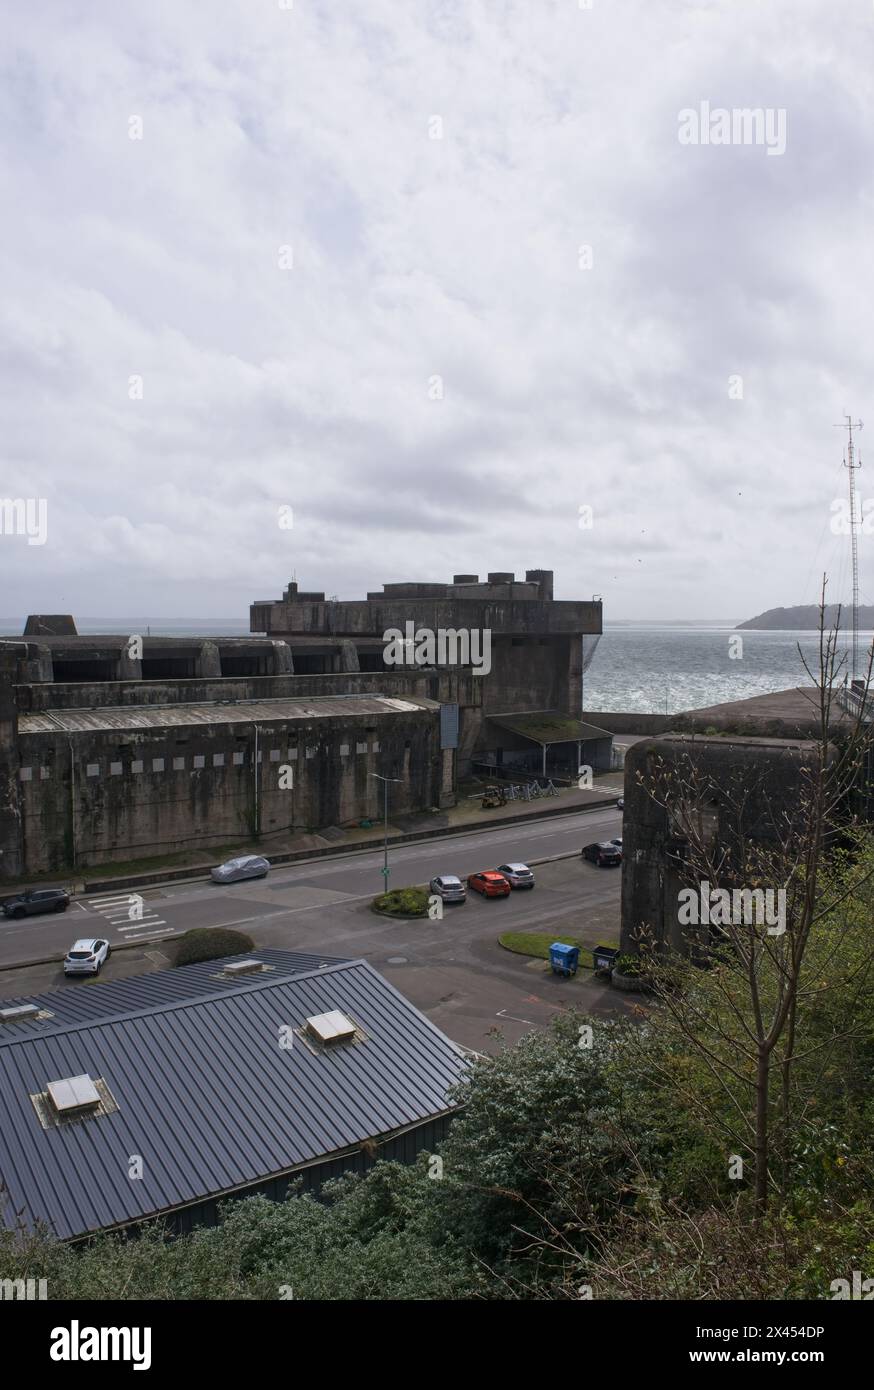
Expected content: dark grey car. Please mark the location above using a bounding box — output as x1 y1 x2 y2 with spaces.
2 887 70 919
582 841 622 868
210 855 270 884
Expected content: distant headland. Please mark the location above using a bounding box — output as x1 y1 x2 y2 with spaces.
736 604 874 631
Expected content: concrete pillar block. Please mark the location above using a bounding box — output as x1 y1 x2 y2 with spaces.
196 641 222 678
271 641 294 675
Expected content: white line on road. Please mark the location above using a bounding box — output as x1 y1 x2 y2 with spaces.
496 1008 536 1025
121 929 177 941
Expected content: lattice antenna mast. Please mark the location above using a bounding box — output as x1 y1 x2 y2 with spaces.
835 414 864 681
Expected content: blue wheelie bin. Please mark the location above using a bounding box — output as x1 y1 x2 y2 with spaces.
549 942 580 977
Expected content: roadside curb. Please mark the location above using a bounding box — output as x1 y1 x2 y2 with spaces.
0 937 178 973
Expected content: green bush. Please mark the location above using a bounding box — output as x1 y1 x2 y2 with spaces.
614 952 644 977
372 886 430 918
174 928 255 968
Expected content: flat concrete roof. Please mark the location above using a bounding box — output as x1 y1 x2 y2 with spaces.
488 711 613 744
681 686 849 724
19 694 439 735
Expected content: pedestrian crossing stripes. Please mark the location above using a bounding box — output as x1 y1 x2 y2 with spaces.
85 892 173 941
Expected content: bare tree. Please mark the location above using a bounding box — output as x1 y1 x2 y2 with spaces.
628 589 874 1218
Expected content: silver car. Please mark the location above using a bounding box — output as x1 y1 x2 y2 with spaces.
496 862 535 889
429 874 467 903
210 855 270 884
64 938 111 976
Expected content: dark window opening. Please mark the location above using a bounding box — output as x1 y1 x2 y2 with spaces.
141 656 198 680
221 654 271 677
52 658 116 683
291 655 330 674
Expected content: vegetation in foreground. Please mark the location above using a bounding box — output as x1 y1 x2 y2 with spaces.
3 836 871 1299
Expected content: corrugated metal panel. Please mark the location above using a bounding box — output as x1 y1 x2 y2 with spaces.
0 959 467 1240
0 950 347 1041
19 694 440 734
439 703 459 750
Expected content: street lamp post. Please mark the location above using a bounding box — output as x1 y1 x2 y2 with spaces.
368 772 403 890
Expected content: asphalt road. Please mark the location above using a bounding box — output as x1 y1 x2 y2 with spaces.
0 805 628 1053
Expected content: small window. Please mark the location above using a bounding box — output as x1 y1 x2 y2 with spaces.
131 760 143 774
152 758 164 772
193 755 205 769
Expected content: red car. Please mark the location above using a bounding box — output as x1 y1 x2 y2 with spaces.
467 870 512 898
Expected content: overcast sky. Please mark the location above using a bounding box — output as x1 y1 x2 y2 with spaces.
1 0 872 624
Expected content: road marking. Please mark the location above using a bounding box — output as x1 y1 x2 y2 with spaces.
496 1008 535 1026
122 929 177 941
83 893 168 938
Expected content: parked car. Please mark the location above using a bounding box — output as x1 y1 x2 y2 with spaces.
210 855 271 884
496 862 535 889
429 874 467 903
610 837 623 849
2 887 70 919
467 870 512 898
63 938 111 976
617 797 624 810
582 841 622 868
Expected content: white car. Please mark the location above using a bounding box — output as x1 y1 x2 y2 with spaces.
64 938 111 977
496 862 535 889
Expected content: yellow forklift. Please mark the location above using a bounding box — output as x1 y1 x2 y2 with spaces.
480 784 508 810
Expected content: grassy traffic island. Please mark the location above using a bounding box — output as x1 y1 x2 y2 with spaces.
371 886 430 918
498 931 618 968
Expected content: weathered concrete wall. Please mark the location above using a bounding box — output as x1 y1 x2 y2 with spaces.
0 648 23 878
620 735 818 956
15 708 442 876
256 595 601 642
14 667 481 713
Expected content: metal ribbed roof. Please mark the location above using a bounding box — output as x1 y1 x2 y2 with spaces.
19 694 438 734
0 957 466 1240
0 950 346 1040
